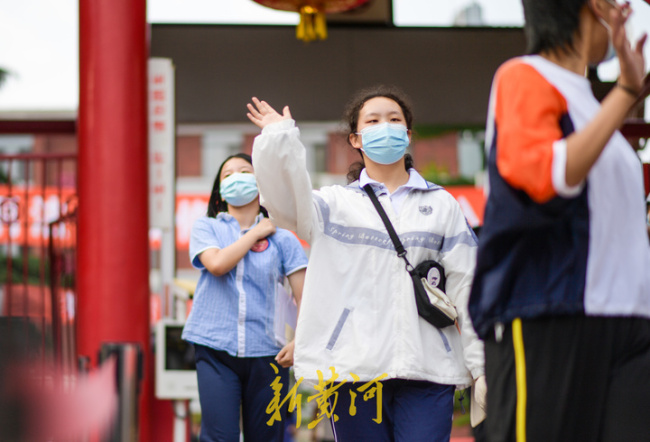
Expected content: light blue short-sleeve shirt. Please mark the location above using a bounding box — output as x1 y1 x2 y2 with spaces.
182 213 308 357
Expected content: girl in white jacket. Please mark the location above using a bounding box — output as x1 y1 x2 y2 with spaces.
247 86 485 441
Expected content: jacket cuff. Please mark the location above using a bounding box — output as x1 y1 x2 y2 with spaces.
470 367 485 380
261 119 296 134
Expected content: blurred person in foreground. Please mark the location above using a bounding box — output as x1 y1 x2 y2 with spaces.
0 345 117 441
468 0 650 440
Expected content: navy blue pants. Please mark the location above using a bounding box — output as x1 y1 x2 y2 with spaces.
194 345 289 442
327 379 455 442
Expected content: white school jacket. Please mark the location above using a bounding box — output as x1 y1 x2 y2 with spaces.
252 119 484 386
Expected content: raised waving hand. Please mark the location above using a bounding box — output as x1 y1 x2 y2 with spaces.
246 97 292 129
610 3 649 102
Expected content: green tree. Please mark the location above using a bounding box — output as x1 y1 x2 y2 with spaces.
420 162 475 186
0 68 9 88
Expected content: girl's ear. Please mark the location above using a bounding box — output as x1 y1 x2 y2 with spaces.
589 0 607 20
349 133 362 150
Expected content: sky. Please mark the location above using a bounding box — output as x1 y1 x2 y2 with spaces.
0 0 648 116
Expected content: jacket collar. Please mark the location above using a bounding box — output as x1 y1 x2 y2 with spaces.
357 168 440 195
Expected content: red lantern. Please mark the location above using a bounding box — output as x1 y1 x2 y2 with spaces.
252 0 371 42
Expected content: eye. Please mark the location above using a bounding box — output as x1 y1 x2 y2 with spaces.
366 119 378 124
391 117 403 122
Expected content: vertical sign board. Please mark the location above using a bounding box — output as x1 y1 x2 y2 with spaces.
149 58 176 319
149 58 175 228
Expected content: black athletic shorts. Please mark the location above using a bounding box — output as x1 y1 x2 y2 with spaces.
484 315 650 442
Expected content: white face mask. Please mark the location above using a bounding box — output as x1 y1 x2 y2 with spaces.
595 15 617 64
593 0 634 65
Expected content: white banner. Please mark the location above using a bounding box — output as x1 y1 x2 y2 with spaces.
148 58 176 229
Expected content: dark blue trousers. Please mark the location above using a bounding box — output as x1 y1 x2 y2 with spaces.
327 379 455 442
194 345 289 442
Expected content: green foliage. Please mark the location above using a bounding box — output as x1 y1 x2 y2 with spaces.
0 68 9 89
453 410 471 427
412 124 483 140
453 388 472 427
0 253 50 285
420 162 475 186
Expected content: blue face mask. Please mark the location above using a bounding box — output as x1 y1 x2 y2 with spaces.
220 172 259 207
358 122 409 165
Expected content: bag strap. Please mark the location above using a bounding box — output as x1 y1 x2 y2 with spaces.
362 184 414 272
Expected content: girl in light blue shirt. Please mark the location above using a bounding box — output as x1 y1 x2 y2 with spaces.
182 153 307 442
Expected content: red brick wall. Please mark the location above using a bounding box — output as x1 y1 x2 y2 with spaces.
30 134 77 186
32 134 77 154
411 132 458 175
176 249 191 269
327 132 361 175
242 133 255 156
176 135 201 177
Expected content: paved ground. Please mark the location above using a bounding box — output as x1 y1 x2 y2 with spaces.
292 423 476 441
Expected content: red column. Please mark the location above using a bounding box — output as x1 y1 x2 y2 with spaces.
77 1 150 440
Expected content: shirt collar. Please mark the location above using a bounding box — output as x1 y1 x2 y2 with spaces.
216 212 265 230
358 168 429 194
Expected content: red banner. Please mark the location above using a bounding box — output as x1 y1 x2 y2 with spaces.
2 187 487 251
0 186 76 246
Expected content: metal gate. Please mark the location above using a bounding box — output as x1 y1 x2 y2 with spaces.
0 153 77 373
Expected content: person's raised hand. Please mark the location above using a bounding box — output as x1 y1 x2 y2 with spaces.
251 217 276 241
246 97 292 129
612 4 648 97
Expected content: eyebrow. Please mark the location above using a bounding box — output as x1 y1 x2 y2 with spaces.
222 167 250 176
364 111 402 117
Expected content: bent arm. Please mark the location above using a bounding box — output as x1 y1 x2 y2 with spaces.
197 233 255 276
564 5 649 186
565 87 637 186
198 221 273 276
252 120 317 242
287 268 305 314
494 62 639 203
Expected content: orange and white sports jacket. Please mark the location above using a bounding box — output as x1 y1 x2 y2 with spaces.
469 55 650 338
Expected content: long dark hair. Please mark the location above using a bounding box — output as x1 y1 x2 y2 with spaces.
343 85 415 183
207 153 268 218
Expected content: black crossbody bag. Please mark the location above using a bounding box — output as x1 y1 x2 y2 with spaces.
363 184 458 329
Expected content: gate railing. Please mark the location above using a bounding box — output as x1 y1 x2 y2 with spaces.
0 153 77 375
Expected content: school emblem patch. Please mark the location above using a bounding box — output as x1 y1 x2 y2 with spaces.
419 205 433 215
251 238 269 252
